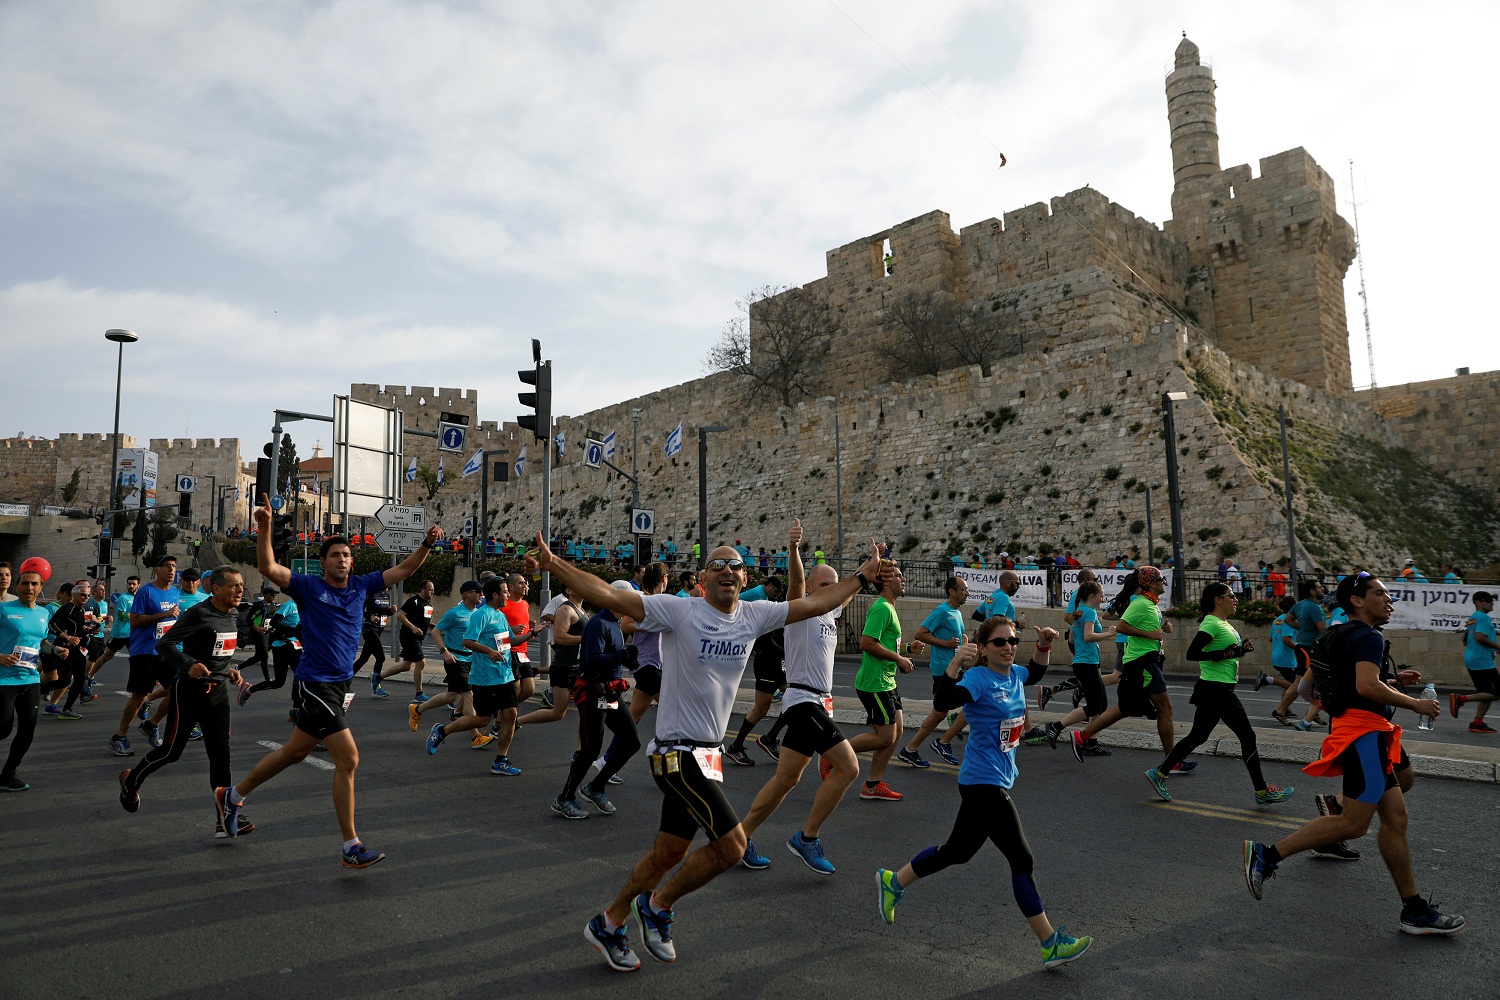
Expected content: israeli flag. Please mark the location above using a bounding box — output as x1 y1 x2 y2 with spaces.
515 444 527 478
311 474 320 495
437 457 444 485
405 456 417 482
555 430 566 460
664 421 683 458
603 430 616 459
462 448 482 478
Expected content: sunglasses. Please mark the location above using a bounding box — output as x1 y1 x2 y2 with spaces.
705 559 746 571
985 636 1022 647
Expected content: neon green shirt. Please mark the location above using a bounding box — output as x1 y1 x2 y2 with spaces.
1121 594 1164 662
856 598 900 693
1197 614 1241 684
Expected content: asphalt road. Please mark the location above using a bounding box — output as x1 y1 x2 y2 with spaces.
2 671 1497 1000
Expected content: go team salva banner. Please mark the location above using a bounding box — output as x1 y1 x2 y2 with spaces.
1386 582 1487 633
953 567 1049 609
1060 568 1176 610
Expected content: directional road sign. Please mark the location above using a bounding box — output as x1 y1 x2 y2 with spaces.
291 558 325 579
631 507 655 536
374 503 426 530
270 495 286 512
584 438 603 469
375 527 428 554
462 516 474 538
438 422 466 454
176 475 197 493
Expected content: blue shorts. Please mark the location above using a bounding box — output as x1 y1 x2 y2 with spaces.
1337 730 1396 805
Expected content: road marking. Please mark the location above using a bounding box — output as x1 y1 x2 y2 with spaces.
255 739 336 770
1156 801 1302 829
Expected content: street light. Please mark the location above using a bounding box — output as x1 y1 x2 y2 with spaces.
1162 391 1190 604
104 329 138 540
1279 404 1299 589
698 425 728 569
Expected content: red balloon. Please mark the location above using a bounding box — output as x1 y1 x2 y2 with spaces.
18 556 51 582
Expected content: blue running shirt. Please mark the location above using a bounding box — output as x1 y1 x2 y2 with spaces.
956 664 1029 789
284 571 387 683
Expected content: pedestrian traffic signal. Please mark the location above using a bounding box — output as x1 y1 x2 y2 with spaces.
517 339 551 442
272 513 296 564
97 535 111 566
178 492 191 519
255 449 273 508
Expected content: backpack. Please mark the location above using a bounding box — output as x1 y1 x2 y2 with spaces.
1308 621 1362 717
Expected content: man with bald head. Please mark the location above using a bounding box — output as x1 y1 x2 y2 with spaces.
531 528 887 973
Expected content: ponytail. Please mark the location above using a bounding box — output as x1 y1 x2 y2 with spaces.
1108 571 1140 617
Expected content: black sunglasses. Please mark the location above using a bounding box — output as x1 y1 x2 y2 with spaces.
986 636 1022 647
705 559 746 571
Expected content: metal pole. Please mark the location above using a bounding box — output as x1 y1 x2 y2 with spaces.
1279 404 1299 589
631 409 641 566
698 428 708 570
1144 484 1153 566
107 338 126 535
835 411 844 573
480 451 489 584
1162 393 1186 604
269 419 282 509
540 409 553 624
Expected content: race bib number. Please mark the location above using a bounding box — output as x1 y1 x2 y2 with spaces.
342 692 355 710
596 697 620 711
423 605 433 619
998 715 1026 753
691 746 724 782
84 611 97 625
513 650 530 665
290 638 303 651
155 619 177 640
495 635 511 657
378 616 388 628
14 646 40 668
212 632 238 657
821 694 835 714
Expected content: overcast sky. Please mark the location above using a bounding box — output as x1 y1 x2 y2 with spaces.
2 0 1491 466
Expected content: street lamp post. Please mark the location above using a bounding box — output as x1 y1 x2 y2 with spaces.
1162 391 1190 604
1279 404 1299 589
631 408 642 564
104 329 138 550
698 425 728 569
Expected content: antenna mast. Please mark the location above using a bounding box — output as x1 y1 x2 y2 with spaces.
1349 160 1376 389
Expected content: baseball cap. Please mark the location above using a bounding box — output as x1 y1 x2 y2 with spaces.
1404 558 1416 565
460 580 482 594
610 579 635 590
1476 591 1496 603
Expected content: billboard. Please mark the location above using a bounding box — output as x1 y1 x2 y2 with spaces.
114 449 158 509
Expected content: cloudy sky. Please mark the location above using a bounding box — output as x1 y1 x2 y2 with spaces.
2 0 1492 464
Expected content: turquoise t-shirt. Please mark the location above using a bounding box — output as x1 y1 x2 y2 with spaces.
0 601 51 686
1291 599 1325 646
976 588 1016 620
270 600 300 648
465 603 514 686
1071 606 1102 665
919 602 966 676
1465 610 1496 671
435 603 475 665
956 664 1030 789
110 593 133 638
1269 615 1297 669
177 590 210 612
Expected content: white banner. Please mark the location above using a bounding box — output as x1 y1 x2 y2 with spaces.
955 567 1049 609
1387 582 1488 632
0 503 29 516
1061 568 1176 610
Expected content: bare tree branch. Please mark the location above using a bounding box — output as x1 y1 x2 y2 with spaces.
704 285 835 407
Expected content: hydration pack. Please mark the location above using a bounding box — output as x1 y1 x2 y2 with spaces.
1308 621 1361 717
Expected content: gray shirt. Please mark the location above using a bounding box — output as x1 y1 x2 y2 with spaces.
155 599 242 684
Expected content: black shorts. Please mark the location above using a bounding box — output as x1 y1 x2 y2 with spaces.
88 638 105 659
779 701 846 758
512 653 539 680
650 746 740 842
1338 730 1397 805
1117 655 1162 719
1294 645 1313 675
1468 669 1500 698
633 664 662 696
126 654 167 695
291 679 351 741
550 660 578 689
857 688 902 727
107 636 129 652
753 655 786 695
932 673 964 713
1071 661 1108 718
445 661 472 694
399 633 426 663
1274 666 1297 683
472 682 518 717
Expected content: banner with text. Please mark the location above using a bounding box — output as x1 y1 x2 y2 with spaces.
1387 582 1488 632
1061 568 1176 610
955 567 1049 609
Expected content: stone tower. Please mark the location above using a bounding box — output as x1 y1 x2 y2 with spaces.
1164 36 1358 396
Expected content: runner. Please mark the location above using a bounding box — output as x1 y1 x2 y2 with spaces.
502 574 545 706
45 582 97 720
515 585 582 727
1143 583 1293 805
738 519 860 875
410 581 482 736
237 585 272 684
1451 590 1498 733
1043 581 1118 749
0 566 50 791
898 576 969 768
1272 580 1326 725
80 581 109 701
117 566 253 838
850 565 917 801
624 564 669 725
1254 596 1299 699
358 587 394 697
238 589 299 704
1243 573 1464 935
377 579 435 701
876 616 1093 970
429 577 521 774
725 577 785 766
538 529 886 972
109 557 179 756
214 495 443 867
88 574 138 686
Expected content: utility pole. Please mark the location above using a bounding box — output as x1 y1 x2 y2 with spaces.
698 426 728 568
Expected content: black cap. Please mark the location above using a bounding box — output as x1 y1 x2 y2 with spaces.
1476 591 1496 603
460 580 482 594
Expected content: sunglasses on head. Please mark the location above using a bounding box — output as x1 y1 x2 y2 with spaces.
705 558 745 571
985 636 1022 647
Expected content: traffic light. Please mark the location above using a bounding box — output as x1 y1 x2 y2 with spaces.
97 535 111 566
255 442 274 506
517 338 551 442
272 513 295 564
178 492 191 518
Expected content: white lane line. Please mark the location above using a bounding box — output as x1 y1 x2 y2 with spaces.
255 739 336 770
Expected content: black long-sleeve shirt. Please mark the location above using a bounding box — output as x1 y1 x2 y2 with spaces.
156 599 242 683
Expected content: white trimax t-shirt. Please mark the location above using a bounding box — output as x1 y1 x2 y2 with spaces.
782 605 842 710
639 594 789 745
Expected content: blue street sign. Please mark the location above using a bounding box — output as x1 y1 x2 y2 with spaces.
631 508 655 535
441 425 465 450
585 440 603 469
270 495 286 511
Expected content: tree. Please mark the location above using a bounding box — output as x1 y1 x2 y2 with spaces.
414 463 445 519
878 291 1024 378
704 285 836 407
145 508 180 568
276 433 300 494
60 468 82 505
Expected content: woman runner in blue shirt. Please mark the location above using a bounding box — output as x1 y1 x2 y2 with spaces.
876 615 1093 970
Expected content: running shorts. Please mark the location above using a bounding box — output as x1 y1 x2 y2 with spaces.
126 654 164 695
857 688 902 727
650 745 739 841
472 682 518 717
779 701 846 758
633 664 662 696
291 679 352 740
512 652 539 680
399 633 426 663
107 636 130 652
1337 730 1397 805
1468 669 1500 698
1294 644 1313 675
1071 662 1108 718
752 654 786 695
444 660 472 694
1275 666 1297 684
932 673 964 713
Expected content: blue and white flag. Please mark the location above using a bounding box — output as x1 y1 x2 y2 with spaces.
515 444 527 478
664 421 683 458
555 430 566 460
462 448 482 478
405 456 417 482
437 457 444 485
603 430 616 459
311 474 320 495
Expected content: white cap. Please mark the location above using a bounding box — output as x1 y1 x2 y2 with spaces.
610 579 635 590
998 551 1009 559
1404 558 1415 565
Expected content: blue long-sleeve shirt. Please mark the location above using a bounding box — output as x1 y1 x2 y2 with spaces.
580 609 626 683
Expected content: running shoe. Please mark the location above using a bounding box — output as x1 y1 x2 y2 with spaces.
1071 686 1084 710
471 732 495 750
1041 926 1093 969
371 685 390 699
755 735 781 761
929 739 960 766
631 893 676 963
118 770 139 813
1470 721 1497 734
236 680 253 706
409 703 422 732
1168 760 1197 775
1254 785 1294 805
109 734 133 757
1293 719 1313 732
540 688 555 708
80 692 99 704
1312 841 1360 861
42 704 60 717
1254 671 1270 692
58 710 83 721
413 692 429 703
214 786 239 838
486 719 500 736
1144 767 1172 801
1069 729 1087 763
1271 710 1292 726
1399 897 1466 936
579 783 617 815
771 690 783 702
876 868 904 924
214 815 255 839
426 722 446 755
1038 685 1055 712
859 781 903 801
188 724 203 741
1021 726 1050 745
896 747 930 768
1242 840 1276 900
137 701 149 721
1080 741 1112 757
489 757 521 776
551 797 589 820
341 841 385 868
1310 714 1327 727
1044 721 1063 750
1314 793 1343 817
139 720 162 749
0 773 29 792
726 746 754 767
818 755 833 781
584 914 640 973
788 831 835 875
741 838 771 869
1450 693 1464 718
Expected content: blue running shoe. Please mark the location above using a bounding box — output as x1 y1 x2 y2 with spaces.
137 701 149 721
43 704 61 717
551 797 589 820
188 724 203 741
584 914 640 972
426 722 446 754
1243 840 1276 900
877 868 903 924
1399 897 1466 936
1041 926 1093 969
896 747 930 769
1255 784 1294 805
1145 767 1172 802
109 734 134 757
413 692 430 703
489 757 522 776
139 721 162 749
631 893 675 963
214 786 239 838
1169 760 1197 775
341 841 385 868
788 831 835 875
741 838 770 870
929 739 960 766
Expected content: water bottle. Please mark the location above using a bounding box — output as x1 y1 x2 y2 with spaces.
1417 682 1437 731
